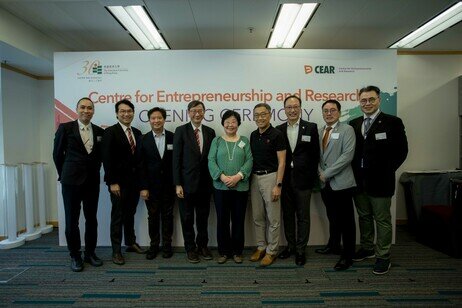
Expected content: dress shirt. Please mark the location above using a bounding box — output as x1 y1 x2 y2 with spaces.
78 120 93 154
190 122 203 153
119 122 136 146
362 109 381 137
287 119 300 153
152 129 166 159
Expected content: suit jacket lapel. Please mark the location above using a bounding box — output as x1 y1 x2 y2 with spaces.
147 132 161 160
294 121 305 152
188 125 201 155
116 123 132 153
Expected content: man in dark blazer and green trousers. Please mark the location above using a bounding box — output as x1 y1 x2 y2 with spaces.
349 85 408 275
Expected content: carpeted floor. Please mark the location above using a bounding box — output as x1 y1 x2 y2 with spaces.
1 226 462 307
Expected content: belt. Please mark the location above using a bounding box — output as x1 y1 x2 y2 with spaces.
253 170 276 175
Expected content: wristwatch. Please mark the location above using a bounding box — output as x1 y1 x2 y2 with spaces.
277 182 283 187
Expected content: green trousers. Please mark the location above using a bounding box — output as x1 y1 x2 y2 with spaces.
353 192 392 259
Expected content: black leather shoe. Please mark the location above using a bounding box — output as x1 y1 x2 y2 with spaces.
199 247 213 260
146 247 159 260
126 243 147 254
84 253 103 267
71 256 84 272
295 253 306 266
278 248 294 259
334 258 353 271
112 253 125 265
187 251 200 263
315 246 341 255
162 245 173 259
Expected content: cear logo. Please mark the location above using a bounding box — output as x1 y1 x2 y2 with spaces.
304 65 335 74
78 60 102 75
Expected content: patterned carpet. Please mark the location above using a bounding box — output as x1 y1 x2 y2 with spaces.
1 226 462 307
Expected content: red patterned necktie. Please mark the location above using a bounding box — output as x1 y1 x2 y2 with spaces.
127 127 136 154
194 128 201 153
322 126 332 150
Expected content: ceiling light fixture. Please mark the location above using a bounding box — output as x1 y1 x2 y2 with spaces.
267 3 319 49
107 5 169 50
389 1 462 48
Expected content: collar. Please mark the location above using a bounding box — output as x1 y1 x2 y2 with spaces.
118 121 131 131
325 121 338 130
258 124 273 135
287 118 300 128
363 109 381 121
190 122 202 131
152 129 165 137
78 120 91 130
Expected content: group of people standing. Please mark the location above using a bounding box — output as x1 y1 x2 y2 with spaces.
53 85 407 276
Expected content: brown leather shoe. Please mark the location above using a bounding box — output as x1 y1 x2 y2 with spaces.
112 252 125 265
260 253 276 267
249 249 266 262
126 243 147 254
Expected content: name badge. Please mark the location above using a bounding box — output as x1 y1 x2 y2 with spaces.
375 132 387 140
331 133 340 140
167 144 173 150
301 135 311 142
96 136 102 142
238 140 246 148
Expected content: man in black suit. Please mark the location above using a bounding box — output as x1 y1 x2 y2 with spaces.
173 100 216 263
53 97 104 272
137 107 175 260
102 99 146 265
349 85 408 275
276 95 320 266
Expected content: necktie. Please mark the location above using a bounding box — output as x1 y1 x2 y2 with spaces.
364 117 371 136
194 128 201 153
322 126 332 150
127 127 136 154
82 127 92 154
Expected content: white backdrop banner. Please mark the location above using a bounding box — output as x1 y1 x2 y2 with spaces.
54 49 397 247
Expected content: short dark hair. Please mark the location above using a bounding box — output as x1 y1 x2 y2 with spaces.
76 97 94 108
115 99 134 113
221 110 241 126
148 107 166 119
253 103 271 112
283 95 301 107
322 99 341 112
359 85 380 97
187 100 205 111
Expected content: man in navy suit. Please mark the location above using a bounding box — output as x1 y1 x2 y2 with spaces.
276 95 320 266
53 97 104 272
349 85 408 275
137 107 175 260
173 100 216 263
318 99 356 271
102 99 146 265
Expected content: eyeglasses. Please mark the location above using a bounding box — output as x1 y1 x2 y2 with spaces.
359 97 379 105
253 112 270 119
284 105 300 110
322 109 338 114
189 109 204 115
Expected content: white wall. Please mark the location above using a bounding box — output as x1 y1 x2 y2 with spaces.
395 54 462 219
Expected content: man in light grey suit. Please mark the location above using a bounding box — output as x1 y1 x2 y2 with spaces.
318 99 357 271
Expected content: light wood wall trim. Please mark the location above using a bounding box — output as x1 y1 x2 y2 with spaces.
1 63 53 80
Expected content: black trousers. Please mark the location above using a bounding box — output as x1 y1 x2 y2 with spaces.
61 179 99 258
320 182 356 260
178 188 211 252
213 189 248 256
109 181 140 253
145 186 175 249
281 171 312 254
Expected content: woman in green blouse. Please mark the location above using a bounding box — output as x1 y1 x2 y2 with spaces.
208 110 253 264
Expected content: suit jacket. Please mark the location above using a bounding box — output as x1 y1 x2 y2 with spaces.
102 123 142 185
349 112 408 197
137 130 174 195
172 122 216 194
318 122 356 191
276 119 320 190
53 120 104 186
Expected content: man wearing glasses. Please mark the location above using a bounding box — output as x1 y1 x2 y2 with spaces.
249 103 286 266
349 86 408 275
102 99 146 265
173 100 216 263
276 96 319 266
